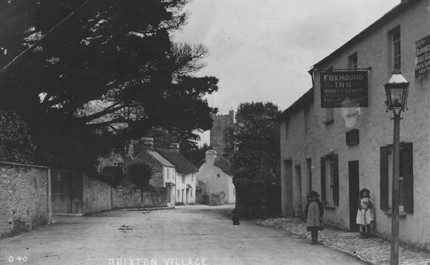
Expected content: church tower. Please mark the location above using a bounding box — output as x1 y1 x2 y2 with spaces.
210 110 234 155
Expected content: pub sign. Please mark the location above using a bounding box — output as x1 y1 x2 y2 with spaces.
415 34 430 77
320 71 368 108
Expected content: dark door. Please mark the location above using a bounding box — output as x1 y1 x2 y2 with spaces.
348 161 360 232
294 165 302 217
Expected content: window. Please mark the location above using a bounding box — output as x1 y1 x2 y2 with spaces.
114 163 125 173
320 154 339 206
392 29 401 70
114 163 124 168
388 26 401 71
217 174 220 178
348 52 358 70
182 176 185 184
167 168 170 179
380 143 413 213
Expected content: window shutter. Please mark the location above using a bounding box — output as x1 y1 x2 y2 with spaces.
402 143 413 214
321 156 326 204
380 146 389 211
333 154 339 206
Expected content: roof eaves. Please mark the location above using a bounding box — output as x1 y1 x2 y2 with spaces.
155 148 198 174
312 1 416 70
279 87 314 122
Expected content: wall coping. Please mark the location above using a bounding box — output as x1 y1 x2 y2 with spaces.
0 161 49 169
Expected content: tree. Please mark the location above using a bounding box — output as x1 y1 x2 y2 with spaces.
229 102 281 181
0 0 218 170
182 143 210 167
227 102 281 218
128 162 153 203
0 110 35 164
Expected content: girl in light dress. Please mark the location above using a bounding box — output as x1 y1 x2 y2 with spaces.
356 188 374 238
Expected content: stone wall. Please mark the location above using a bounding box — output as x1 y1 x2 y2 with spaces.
51 170 84 214
112 186 168 208
0 162 51 238
112 187 143 208
83 174 112 214
52 169 169 214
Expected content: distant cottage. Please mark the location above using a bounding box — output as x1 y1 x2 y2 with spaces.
156 143 198 205
196 150 235 205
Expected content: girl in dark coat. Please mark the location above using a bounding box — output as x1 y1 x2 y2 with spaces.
305 191 324 244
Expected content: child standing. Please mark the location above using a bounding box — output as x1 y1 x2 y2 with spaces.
356 188 374 238
305 191 324 244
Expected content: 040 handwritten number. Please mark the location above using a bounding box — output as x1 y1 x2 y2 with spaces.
8 256 27 263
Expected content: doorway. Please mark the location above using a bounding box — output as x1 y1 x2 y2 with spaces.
294 165 303 217
282 160 293 217
348 161 360 232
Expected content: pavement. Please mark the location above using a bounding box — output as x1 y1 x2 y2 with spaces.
256 217 430 265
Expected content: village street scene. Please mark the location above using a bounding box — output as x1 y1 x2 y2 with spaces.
1 0 430 265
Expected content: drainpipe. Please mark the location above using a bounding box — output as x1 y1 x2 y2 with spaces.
47 167 52 222
175 169 177 206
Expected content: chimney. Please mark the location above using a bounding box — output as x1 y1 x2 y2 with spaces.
169 143 180 152
205 150 217 165
141 137 154 150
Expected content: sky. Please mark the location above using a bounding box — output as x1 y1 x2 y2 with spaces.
173 0 401 145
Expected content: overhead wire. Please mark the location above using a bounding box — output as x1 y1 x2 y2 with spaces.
0 0 91 75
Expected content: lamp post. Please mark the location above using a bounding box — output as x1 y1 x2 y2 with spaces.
384 69 409 265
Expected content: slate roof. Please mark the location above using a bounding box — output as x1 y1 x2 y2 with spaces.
155 148 198 174
199 156 232 175
147 150 175 168
279 87 313 122
214 156 232 175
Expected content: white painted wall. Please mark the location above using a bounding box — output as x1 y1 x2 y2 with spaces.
196 151 236 204
175 172 196 204
280 1 430 250
162 167 176 206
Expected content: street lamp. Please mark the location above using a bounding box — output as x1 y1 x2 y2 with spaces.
384 69 409 265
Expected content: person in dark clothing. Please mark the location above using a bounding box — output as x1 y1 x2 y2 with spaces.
305 190 324 244
232 213 240 225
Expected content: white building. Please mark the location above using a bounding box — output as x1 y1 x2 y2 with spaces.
157 144 197 204
279 0 430 250
196 150 235 205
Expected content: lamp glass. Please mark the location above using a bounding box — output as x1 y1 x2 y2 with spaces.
384 71 409 110
390 87 406 108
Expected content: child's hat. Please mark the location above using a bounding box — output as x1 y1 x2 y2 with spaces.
359 188 370 196
309 190 320 198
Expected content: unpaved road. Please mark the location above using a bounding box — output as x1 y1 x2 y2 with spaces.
0 205 365 265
